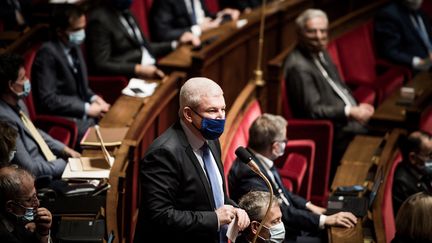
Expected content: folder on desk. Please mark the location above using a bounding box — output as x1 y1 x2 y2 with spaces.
80 126 128 147
63 126 115 179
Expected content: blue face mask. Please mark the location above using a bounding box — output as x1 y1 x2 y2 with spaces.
11 202 35 224
190 108 225 140
69 29 85 45
14 79 31 98
425 161 432 175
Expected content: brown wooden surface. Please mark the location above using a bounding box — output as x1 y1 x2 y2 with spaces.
371 71 432 130
159 0 313 110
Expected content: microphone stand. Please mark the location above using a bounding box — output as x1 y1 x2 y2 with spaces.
253 0 267 87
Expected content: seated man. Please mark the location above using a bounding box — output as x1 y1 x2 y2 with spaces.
236 191 284 243
284 9 374 175
0 121 17 166
149 0 240 42
229 114 357 242
0 53 80 178
86 0 189 79
32 4 110 141
0 165 53 243
393 130 432 216
375 0 432 71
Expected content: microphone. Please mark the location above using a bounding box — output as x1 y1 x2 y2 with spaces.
235 146 274 243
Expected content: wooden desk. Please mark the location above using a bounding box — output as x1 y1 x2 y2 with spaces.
371 71 432 130
158 0 312 109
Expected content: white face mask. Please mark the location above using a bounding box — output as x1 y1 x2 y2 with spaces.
274 141 286 158
267 222 285 243
69 29 85 45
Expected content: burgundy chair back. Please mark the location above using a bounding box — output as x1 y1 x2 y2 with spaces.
382 152 401 243
205 0 220 15
130 0 151 38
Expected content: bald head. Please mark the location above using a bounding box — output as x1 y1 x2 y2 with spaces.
179 77 224 117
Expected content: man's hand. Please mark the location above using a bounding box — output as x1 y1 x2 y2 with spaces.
199 17 221 32
87 102 104 117
135 64 165 79
179 32 201 47
63 146 80 158
234 208 250 231
349 103 374 124
35 207 52 236
218 8 240 21
324 212 357 228
215 205 236 226
94 96 110 113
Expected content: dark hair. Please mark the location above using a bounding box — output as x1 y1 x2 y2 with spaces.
399 131 431 162
51 4 84 32
0 53 24 93
0 121 17 166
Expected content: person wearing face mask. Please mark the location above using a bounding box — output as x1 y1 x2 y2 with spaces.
0 53 80 178
284 9 374 181
229 114 357 243
236 191 285 243
0 165 53 243
392 130 432 217
0 121 17 166
375 0 432 72
134 77 250 243
31 4 110 144
86 0 186 80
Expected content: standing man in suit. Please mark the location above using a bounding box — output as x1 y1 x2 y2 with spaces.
134 77 250 243
375 0 432 71
392 130 432 216
0 53 80 178
229 114 357 242
32 4 110 142
149 0 240 43
284 9 374 176
86 0 191 79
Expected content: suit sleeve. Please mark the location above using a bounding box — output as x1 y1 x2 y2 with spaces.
374 9 415 66
32 46 86 117
149 41 174 59
86 16 136 77
286 66 346 121
149 0 193 42
140 147 219 234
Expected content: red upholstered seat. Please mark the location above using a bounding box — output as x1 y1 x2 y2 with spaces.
205 0 220 15
382 152 401 243
130 0 152 38
420 105 432 134
275 139 315 200
281 78 333 205
24 43 78 148
334 21 408 105
327 41 376 106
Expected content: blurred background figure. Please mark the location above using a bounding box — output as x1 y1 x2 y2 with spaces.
0 121 17 166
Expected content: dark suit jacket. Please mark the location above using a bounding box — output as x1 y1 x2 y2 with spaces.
149 0 212 42
374 2 432 67
392 161 432 217
134 121 235 243
228 152 320 240
86 5 172 77
32 40 94 118
284 46 365 136
0 214 39 243
219 0 261 11
0 99 66 178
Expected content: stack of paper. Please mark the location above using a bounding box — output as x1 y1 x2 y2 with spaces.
121 78 159 98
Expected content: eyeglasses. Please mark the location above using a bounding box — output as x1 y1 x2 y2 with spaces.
273 139 287 144
16 193 38 205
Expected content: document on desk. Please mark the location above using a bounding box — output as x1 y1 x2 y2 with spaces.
62 157 111 179
226 216 240 242
121 78 159 98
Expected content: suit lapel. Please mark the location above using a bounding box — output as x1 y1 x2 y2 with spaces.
176 122 216 208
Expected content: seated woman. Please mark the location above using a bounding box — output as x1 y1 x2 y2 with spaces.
392 192 432 243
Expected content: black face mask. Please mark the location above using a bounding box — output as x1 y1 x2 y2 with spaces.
111 0 133 10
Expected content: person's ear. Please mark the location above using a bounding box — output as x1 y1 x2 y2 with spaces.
250 221 260 235
183 107 193 123
408 151 417 165
5 200 15 213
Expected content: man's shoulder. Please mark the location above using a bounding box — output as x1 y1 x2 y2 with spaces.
284 47 312 71
146 123 186 153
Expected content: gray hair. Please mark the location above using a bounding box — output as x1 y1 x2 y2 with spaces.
0 165 34 210
248 113 287 152
239 191 279 222
178 77 223 116
295 9 328 31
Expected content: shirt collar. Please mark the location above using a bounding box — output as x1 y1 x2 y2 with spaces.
253 150 274 169
180 119 205 151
